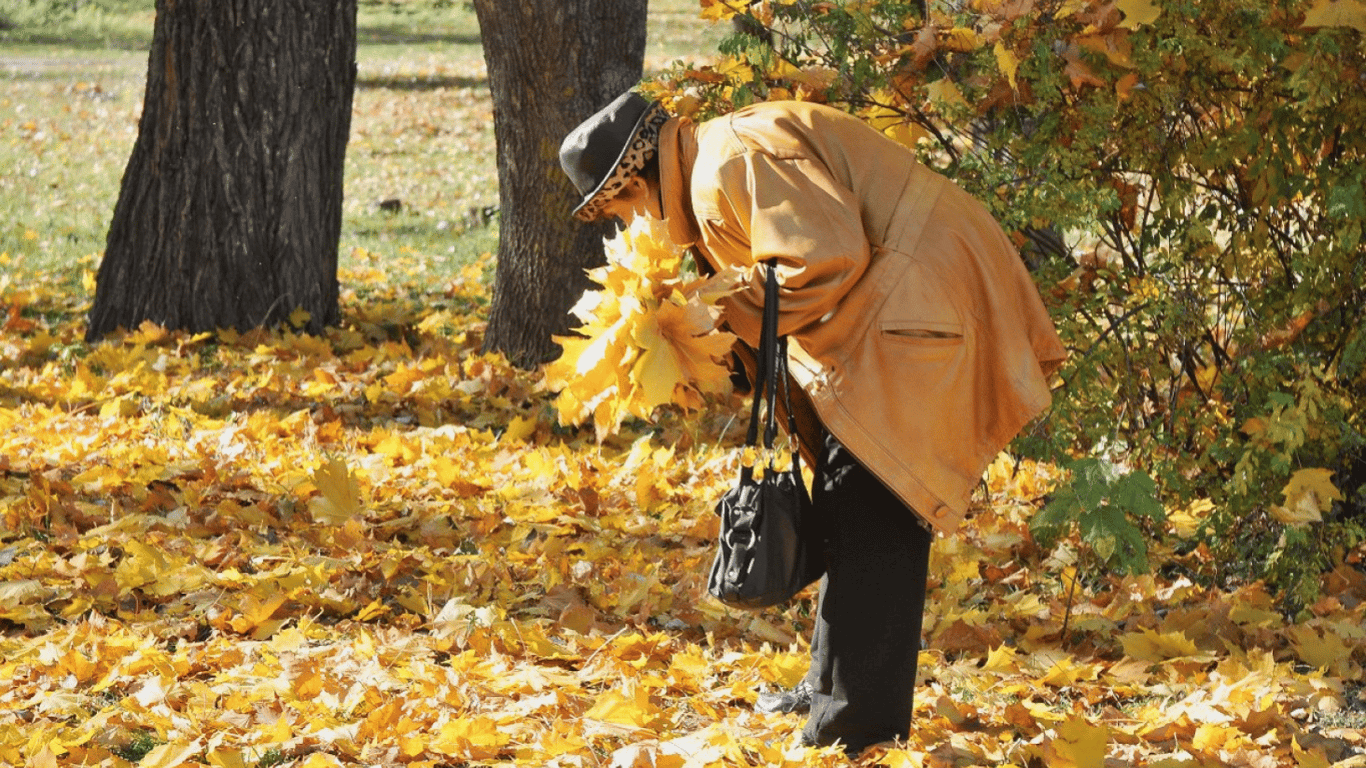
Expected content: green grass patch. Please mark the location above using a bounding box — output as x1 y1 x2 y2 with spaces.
0 0 156 50
0 51 143 291
109 729 160 763
0 0 725 297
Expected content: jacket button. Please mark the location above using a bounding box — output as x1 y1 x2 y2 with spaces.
933 505 948 518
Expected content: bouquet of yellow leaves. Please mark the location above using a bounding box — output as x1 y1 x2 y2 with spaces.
544 216 740 440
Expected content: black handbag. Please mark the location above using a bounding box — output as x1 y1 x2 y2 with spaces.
707 261 825 609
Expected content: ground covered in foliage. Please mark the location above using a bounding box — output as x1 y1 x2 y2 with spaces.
2 252 1365 768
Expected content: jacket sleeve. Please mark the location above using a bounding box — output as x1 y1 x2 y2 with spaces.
699 151 872 339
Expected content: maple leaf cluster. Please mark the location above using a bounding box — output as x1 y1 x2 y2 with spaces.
544 216 739 440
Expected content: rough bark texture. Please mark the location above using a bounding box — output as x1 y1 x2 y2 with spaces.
473 0 647 368
87 0 357 340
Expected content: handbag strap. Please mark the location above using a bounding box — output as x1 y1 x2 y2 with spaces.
743 261 803 469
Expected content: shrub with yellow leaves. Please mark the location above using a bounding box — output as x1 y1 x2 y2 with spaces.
544 216 739 440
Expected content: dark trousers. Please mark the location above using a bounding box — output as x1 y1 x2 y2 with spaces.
801 433 934 753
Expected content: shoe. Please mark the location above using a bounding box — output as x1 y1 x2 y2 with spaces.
803 733 902 757
755 681 813 714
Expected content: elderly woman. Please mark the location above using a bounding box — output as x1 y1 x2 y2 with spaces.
559 91 1066 755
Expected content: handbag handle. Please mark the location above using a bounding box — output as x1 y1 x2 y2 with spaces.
742 261 802 468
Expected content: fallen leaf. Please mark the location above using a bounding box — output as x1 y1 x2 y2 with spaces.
1302 0 1366 32
309 456 362 525
1116 0 1162 28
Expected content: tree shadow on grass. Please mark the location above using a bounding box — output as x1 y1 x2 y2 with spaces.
0 30 151 51
354 73 487 92
356 26 481 47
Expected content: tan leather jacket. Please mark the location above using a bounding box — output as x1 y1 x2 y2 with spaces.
657 101 1066 533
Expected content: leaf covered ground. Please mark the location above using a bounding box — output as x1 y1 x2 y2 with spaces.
3 250 1366 768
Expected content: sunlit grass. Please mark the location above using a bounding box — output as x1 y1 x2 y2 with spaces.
0 0 727 292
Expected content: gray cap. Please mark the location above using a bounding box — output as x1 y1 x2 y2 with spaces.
559 91 668 221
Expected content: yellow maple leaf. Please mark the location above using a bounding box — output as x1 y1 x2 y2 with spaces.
112 540 168 593
1053 715 1108 768
586 684 666 729
878 750 924 768
1289 624 1354 674
113 540 212 597
291 659 327 700
309 456 362 525
941 26 981 52
126 319 170 346
766 58 837 90
700 0 749 22
605 215 684 286
538 723 589 757
762 651 809 689
926 78 968 110
429 716 510 760
288 306 311 329
1271 467 1342 526
229 590 289 636
1056 0 1091 18
632 314 688 416
1028 648 1102 687
716 55 756 85
25 746 58 768
502 414 538 443
634 298 735 411
994 41 1020 89
1302 0 1366 32
1168 497 1213 538
206 748 249 768
863 101 927 150
982 643 1020 673
397 730 426 758
1292 735 1337 768
1116 0 1161 29
1119 627 1202 662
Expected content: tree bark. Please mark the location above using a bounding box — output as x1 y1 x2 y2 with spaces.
472 0 647 368
87 0 357 340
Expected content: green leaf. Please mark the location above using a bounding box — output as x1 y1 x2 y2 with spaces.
1340 324 1365 380
1090 533 1117 564
1033 491 1079 549
1268 391 1296 408
1327 179 1366 220
1113 470 1166 522
1071 458 1117 511
1081 503 1151 575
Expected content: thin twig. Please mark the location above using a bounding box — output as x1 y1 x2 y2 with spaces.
1060 567 1079 647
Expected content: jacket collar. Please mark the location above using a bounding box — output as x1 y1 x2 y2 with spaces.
658 116 702 248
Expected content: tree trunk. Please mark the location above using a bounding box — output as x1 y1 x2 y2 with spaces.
472 0 647 368
87 0 357 341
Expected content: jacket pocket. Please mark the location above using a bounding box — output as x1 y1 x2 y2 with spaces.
881 319 964 345
876 254 968 348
